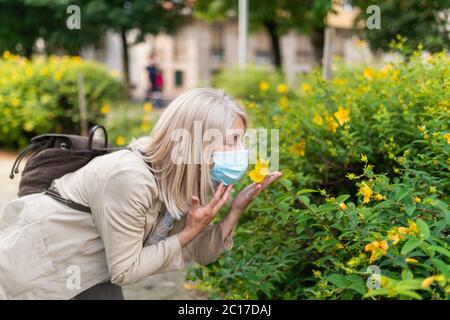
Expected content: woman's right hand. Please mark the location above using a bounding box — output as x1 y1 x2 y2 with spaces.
177 183 233 247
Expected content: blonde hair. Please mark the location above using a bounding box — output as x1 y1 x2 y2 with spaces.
129 88 248 219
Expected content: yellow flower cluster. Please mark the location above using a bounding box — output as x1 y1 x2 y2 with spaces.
387 221 419 245
249 159 269 183
259 81 270 92
334 107 350 126
141 102 154 131
358 182 373 203
300 83 312 93
314 107 350 133
289 139 306 157
364 240 388 263
115 135 126 146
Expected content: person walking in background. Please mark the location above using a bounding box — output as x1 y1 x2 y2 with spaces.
146 57 164 108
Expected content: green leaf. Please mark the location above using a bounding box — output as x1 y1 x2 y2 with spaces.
346 275 366 295
327 274 347 288
432 258 450 278
279 178 292 190
428 246 450 259
336 194 351 203
363 288 390 298
298 195 310 206
297 189 318 195
394 188 410 202
401 238 422 255
416 219 430 240
405 205 416 216
396 289 422 300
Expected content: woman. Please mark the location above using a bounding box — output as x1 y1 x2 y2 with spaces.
0 88 282 300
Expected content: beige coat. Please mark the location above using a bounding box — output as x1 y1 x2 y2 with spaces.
0 149 234 299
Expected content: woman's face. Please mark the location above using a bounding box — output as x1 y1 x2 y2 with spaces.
221 116 246 152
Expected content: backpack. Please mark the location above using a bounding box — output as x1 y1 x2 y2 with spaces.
10 125 123 212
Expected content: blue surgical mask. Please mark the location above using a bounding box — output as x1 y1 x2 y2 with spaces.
210 149 249 185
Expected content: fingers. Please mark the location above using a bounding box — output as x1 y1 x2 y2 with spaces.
212 184 233 213
248 171 282 199
261 171 283 188
207 182 226 209
190 196 200 212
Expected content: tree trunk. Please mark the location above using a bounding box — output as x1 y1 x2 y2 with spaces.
120 30 130 87
311 26 325 66
263 21 282 69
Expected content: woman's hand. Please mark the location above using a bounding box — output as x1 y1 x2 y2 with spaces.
231 171 283 212
178 183 233 247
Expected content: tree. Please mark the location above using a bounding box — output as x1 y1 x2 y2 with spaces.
353 0 450 54
67 0 189 86
193 0 334 68
0 0 189 87
0 0 63 57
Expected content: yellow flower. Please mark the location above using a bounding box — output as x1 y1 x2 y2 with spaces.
421 276 436 289
414 196 422 203
71 56 81 63
313 113 323 125
246 102 256 109
279 96 288 109
11 98 20 108
289 140 306 157
3 50 12 59
277 83 288 94
301 83 312 93
388 231 402 245
111 69 119 78
140 122 150 131
100 104 110 115
259 81 270 92
375 193 384 202
365 240 388 263
444 133 450 144
363 67 375 79
143 102 153 112
339 203 347 210
358 182 373 203
248 159 269 183
408 221 419 235
23 122 34 132
25 66 33 77
398 227 410 234
406 258 418 264
313 270 322 278
332 78 347 86
334 106 350 126
361 154 368 162
326 115 339 133
54 71 63 81
115 136 126 146
40 67 48 76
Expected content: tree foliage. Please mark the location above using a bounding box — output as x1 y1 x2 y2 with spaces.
353 0 450 54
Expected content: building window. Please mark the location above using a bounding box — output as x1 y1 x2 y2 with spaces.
254 50 272 65
210 48 224 64
175 70 184 87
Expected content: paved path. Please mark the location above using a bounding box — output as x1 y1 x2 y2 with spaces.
0 150 202 300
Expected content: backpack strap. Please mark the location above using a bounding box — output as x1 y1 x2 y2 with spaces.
44 188 91 214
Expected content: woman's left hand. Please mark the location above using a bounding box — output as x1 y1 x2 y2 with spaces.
231 171 283 212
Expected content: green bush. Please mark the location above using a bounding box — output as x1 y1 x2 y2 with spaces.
188 51 450 300
0 52 125 148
